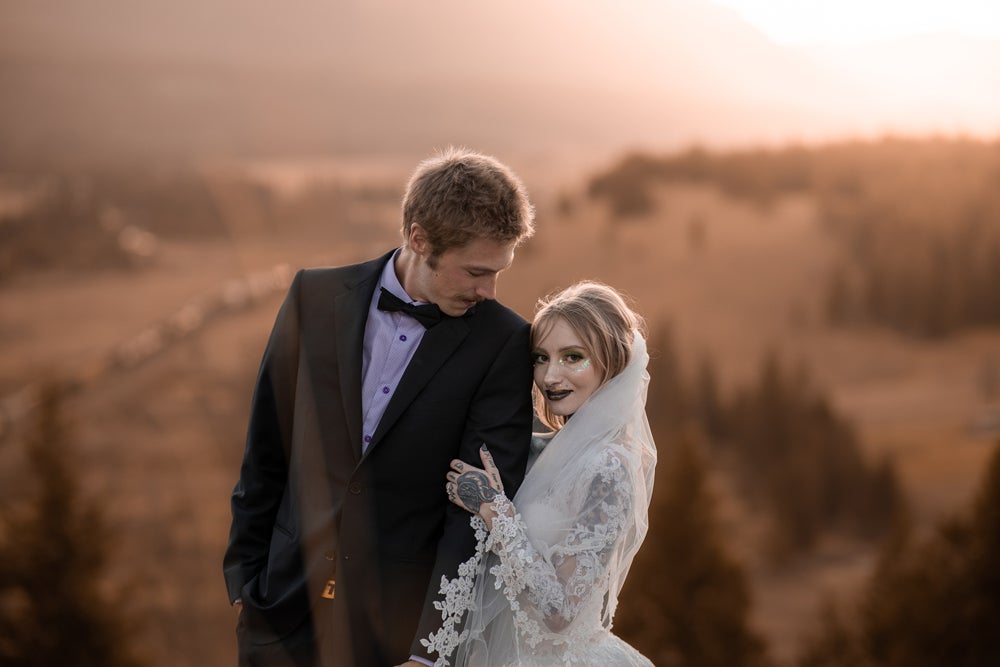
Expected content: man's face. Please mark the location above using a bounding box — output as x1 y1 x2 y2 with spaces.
408 234 516 317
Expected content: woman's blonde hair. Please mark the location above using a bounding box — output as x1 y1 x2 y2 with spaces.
532 281 645 431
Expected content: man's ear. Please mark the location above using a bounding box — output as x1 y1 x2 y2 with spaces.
408 223 431 257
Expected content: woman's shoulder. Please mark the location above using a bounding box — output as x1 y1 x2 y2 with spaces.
571 440 632 480
597 438 632 461
591 440 648 488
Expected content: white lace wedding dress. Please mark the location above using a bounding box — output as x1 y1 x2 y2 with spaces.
423 335 656 667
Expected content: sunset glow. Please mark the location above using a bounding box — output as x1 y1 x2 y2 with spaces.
712 0 1000 45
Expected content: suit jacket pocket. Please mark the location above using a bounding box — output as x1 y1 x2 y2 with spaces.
239 526 312 642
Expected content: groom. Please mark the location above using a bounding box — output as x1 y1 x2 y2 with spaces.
224 147 536 667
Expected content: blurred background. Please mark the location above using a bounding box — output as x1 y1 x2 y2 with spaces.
2 1 999 665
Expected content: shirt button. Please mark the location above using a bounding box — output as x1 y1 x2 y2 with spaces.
363 434 371 443
399 334 407 342
324 550 336 561
382 386 390 394
349 483 362 495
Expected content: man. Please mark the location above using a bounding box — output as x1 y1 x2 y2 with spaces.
224 147 536 667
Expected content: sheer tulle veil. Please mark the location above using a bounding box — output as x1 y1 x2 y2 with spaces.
453 331 656 666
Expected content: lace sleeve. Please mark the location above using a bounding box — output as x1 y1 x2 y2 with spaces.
421 448 633 665
488 448 631 634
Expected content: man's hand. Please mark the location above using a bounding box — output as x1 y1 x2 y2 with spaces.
445 445 505 528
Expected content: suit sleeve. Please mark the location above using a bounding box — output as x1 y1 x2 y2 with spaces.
222 271 303 603
409 320 534 657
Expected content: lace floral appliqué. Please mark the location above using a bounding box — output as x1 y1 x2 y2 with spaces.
420 518 490 666
422 447 633 666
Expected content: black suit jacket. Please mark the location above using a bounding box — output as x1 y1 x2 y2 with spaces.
224 250 533 666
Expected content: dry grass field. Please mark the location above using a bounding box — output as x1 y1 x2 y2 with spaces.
2 156 997 665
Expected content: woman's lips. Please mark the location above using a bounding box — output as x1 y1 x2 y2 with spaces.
546 389 571 401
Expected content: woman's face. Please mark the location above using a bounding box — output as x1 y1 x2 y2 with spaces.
532 318 602 418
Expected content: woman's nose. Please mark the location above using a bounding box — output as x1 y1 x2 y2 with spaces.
543 362 563 386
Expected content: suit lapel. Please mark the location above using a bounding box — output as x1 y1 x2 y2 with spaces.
333 257 389 462
362 315 471 463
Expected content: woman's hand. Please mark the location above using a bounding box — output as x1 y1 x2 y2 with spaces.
446 445 506 528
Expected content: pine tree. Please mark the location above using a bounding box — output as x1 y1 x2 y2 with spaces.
726 353 900 558
694 355 727 440
616 429 770 667
646 322 688 433
0 385 144 667
798 441 1000 666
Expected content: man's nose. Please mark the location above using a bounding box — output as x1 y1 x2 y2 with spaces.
475 275 498 301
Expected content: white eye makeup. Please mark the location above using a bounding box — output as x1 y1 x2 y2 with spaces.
562 354 591 372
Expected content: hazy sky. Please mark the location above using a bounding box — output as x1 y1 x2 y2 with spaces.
1 0 997 166
712 0 1000 45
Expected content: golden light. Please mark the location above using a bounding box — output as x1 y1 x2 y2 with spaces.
711 0 1000 45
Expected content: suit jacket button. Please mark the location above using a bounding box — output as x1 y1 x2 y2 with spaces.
324 550 336 561
348 483 362 495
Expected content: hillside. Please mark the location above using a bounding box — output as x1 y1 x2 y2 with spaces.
3 140 999 663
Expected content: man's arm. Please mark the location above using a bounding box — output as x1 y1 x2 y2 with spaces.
408 320 534 660
222 271 303 603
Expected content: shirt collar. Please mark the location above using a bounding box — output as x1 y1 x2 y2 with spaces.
379 248 425 305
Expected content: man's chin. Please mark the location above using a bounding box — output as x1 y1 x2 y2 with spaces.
443 299 479 316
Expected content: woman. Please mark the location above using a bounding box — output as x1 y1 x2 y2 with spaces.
422 281 656 666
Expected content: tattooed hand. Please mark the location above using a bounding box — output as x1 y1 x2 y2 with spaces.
446 445 507 527
455 470 498 513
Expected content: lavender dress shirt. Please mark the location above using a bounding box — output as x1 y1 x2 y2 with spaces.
361 249 429 455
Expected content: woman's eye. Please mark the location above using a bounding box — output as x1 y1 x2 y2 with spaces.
531 354 548 365
564 353 584 363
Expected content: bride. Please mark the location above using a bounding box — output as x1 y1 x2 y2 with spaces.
422 281 656 666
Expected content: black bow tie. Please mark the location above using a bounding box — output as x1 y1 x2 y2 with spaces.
377 288 442 328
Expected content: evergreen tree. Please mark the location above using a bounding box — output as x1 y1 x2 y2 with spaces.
646 322 688 433
694 355 727 441
726 353 900 558
798 441 1000 666
616 430 770 667
797 599 868 667
0 385 144 667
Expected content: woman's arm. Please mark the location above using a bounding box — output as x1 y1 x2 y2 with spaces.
446 447 632 631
